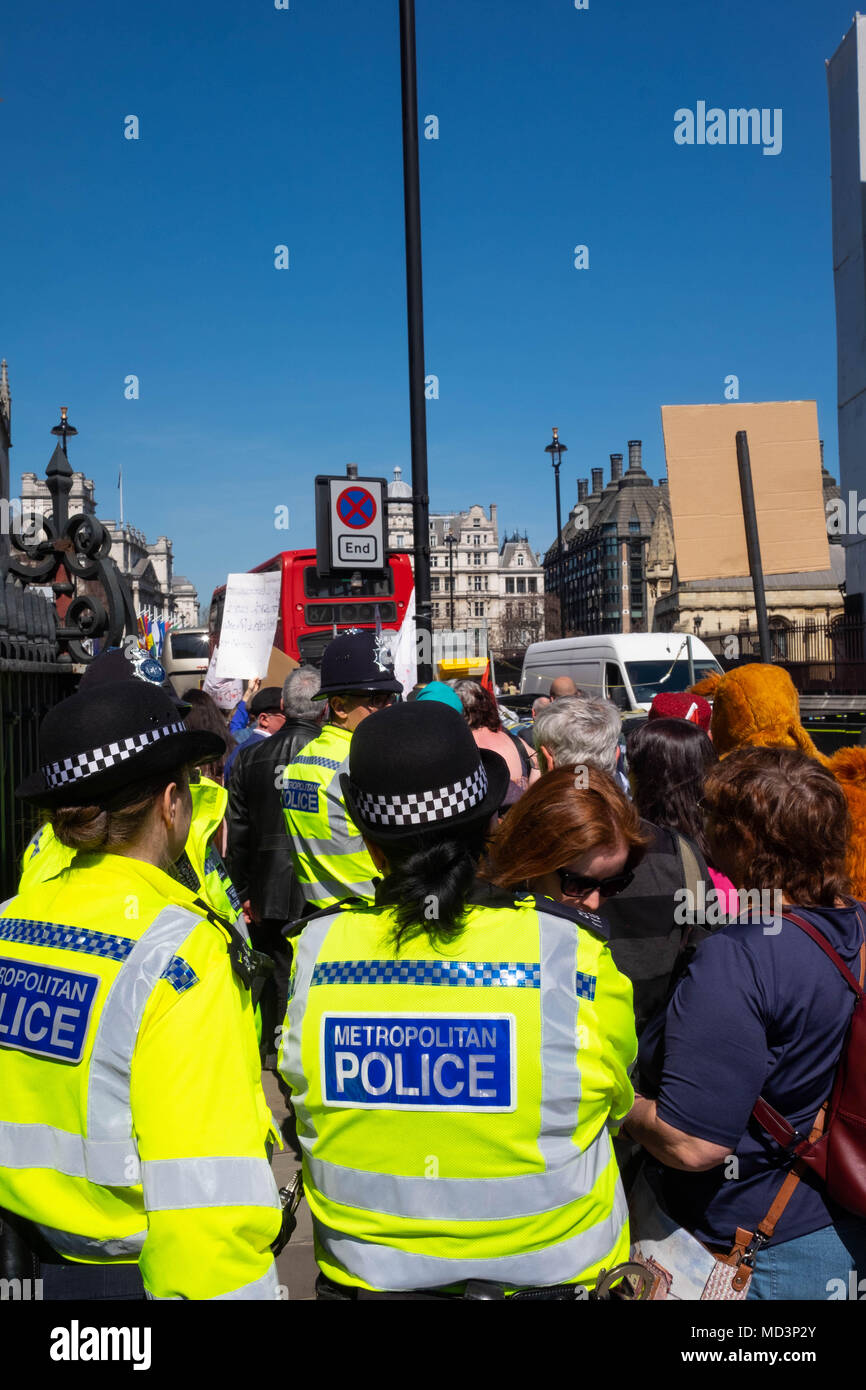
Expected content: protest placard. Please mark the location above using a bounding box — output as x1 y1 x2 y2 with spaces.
214 572 281 679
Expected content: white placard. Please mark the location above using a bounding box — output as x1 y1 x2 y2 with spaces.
390 589 417 696
214 572 281 679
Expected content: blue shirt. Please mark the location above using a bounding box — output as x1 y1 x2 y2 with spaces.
640 902 865 1248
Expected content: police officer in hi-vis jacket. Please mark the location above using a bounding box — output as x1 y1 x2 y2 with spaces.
281 630 402 913
279 700 637 1299
0 680 282 1299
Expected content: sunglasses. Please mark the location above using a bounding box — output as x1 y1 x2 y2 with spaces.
557 867 635 900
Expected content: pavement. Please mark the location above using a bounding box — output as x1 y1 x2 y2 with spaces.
264 1069 319 1300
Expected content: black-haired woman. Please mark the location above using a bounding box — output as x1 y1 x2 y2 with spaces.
0 681 282 1299
627 716 738 915
279 700 638 1298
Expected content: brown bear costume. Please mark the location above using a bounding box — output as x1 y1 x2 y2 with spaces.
691 664 866 898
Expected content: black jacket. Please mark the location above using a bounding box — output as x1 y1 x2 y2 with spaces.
599 820 712 1037
225 717 321 923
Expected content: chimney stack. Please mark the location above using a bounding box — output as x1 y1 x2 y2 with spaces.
591 467 604 495
577 478 588 503
346 462 359 479
820 440 825 467
627 440 642 472
610 453 623 482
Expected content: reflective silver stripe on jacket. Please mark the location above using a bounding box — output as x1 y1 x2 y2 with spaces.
212 1261 280 1300
35 1221 146 1259
86 906 204 1186
0 1120 128 1179
297 877 374 904
537 908 584 1171
305 1128 612 1220
148 1262 280 1301
279 910 341 1137
314 1183 628 1291
141 1156 280 1212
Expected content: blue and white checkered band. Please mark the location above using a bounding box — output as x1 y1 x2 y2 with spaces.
352 764 489 828
43 722 187 788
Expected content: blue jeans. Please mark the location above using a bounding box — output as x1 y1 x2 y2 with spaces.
747 1216 866 1300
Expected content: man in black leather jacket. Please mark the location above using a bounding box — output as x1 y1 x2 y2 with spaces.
226 665 324 1067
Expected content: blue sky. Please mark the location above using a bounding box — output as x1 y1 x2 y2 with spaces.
1 0 855 610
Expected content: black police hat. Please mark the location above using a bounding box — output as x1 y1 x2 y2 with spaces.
340 701 509 841
17 682 226 808
315 630 403 700
80 645 191 713
249 686 283 717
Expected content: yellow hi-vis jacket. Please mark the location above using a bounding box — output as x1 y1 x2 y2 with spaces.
19 779 241 927
0 853 281 1299
281 724 377 910
279 891 637 1293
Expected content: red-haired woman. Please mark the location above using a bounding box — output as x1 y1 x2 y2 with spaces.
482 764 648 909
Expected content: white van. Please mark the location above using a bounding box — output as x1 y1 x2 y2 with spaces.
520 633 723 712
161 628 211 698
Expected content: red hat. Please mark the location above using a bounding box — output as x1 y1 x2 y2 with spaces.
648 691 712 730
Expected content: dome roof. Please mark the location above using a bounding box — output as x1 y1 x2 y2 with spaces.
388 465 412 499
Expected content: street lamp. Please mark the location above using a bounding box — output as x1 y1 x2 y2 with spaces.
545 427 567 638
444 530 457 629
50 406 78 459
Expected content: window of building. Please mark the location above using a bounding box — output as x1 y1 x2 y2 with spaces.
431 577 440 591
431 555 437 566
517 554 524 566
516 578 526 594
528 577 537 593
505 578 515 594
474 576 482 591
473 517 480 527
473 534 480 546
474 602 484 617
629 520 641 534
433 603 439 617
473 552 481 565
396 534 404 547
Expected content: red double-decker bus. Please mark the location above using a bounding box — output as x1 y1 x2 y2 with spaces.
209 549 414 666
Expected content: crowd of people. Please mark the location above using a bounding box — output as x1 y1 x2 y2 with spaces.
1 631 865 1302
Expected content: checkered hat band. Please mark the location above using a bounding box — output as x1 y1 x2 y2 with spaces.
351 764 489 828
43 721 188 788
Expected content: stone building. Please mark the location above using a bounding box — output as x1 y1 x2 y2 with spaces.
544 437 846 648
19 469 199 627
544 441 669 634
385 467 545 658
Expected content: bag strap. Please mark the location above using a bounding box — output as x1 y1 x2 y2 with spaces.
676 834 702 904
752 909 865 1148
724 1105 828 1290
781 909 864 996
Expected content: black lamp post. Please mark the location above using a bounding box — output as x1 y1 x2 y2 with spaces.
50 405 78 459
444 530 456 629
545 427 567 638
